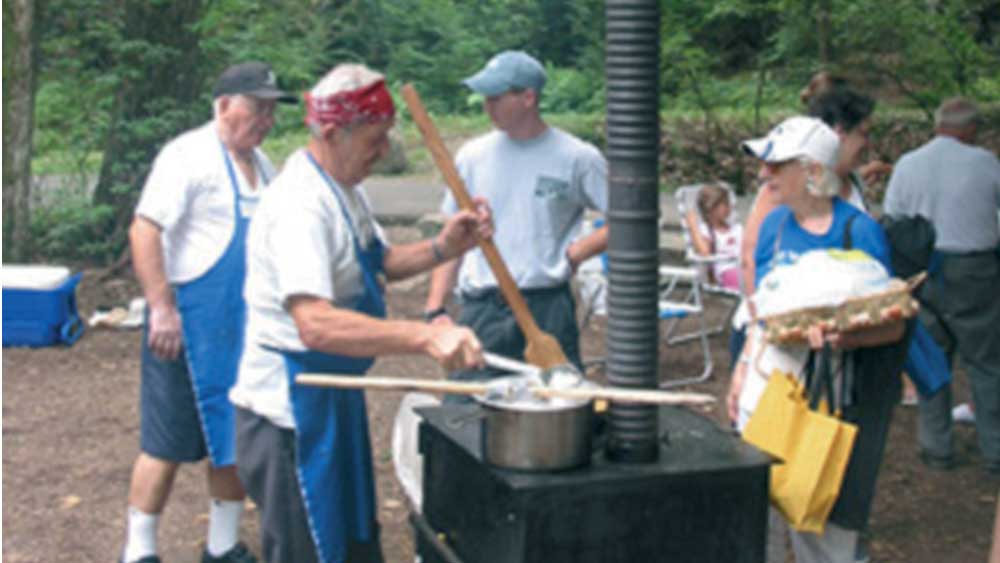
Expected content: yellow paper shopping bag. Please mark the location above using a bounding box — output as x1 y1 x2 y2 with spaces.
743 345 859 533
766 344 858 533
770 407 857 533
742 369 807 461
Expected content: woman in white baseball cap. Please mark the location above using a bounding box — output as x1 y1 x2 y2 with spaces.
728 115 909 563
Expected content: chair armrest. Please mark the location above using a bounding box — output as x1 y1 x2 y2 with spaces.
686 252 735 265
659 265 699 281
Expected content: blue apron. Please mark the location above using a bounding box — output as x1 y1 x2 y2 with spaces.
276 153 386 563
174 141 264 467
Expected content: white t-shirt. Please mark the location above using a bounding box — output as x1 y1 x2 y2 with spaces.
229 149 386 428
134 121 277 283
442 127 608 293
697 222 743 280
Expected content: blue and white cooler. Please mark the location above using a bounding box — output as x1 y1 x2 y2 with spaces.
2 265 84 347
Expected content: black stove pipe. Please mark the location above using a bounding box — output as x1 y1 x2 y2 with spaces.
604 0 661 463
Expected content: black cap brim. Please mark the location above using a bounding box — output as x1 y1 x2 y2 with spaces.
246 87 298 104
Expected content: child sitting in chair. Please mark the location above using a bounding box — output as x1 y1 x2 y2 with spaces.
685 183 743 290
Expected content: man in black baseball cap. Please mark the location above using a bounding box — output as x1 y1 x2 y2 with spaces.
213 61 297 103
119 60 295 563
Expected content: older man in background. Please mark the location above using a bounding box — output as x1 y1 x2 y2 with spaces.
883 97 1000 475
123 61 296 563
229 63 492 563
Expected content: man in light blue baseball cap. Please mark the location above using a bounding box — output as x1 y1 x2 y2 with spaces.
462 50 547 97
425 50 610 397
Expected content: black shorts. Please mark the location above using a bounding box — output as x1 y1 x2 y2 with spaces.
139 326 207 463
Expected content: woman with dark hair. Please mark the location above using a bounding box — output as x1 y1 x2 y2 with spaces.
807 88 891 210
810 88 933 421
798 70 849 105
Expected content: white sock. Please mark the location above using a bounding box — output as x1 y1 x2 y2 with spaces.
953 402 976 424
206 498 243 556
122 506 159 562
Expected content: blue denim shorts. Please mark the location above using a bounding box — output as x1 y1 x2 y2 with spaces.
139 327 207 463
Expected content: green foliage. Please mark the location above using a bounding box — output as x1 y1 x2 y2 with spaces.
547 112 606 148
82 0 207 256
23 0 1000 265
28 189 118 263
314 0 604 114
196 0 333 137
829 0 999 110
33 0 120 163
540 64 604 114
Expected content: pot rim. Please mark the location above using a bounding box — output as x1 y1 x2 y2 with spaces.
473 375 596 412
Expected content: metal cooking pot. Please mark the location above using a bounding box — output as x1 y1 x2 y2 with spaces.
471 375 595 472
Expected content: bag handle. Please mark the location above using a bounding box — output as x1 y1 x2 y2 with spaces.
842 213 857 250
840 350 855 413
802 349 815 395
807 343 835 412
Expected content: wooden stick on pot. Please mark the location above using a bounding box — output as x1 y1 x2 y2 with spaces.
297 374 492 396
400 84 569 370
295 374 716 406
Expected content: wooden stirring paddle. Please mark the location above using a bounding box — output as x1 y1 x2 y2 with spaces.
400 84 569 369
296 373 716 406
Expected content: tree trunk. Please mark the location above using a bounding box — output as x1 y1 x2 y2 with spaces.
815 0 833 65
2 0 41 262
91 0 206 256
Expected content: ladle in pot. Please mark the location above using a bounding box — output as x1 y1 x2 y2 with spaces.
483 352 582 388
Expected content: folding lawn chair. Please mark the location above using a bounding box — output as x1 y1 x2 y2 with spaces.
575 218 715 388
656 263 714 388
663 183 743 347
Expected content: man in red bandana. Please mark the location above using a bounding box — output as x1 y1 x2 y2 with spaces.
229 63 493 563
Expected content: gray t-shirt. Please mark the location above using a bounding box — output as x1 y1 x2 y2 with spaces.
884 135 1000 252
442 127 608 293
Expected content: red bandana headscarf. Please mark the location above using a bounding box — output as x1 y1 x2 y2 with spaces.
304 79 395 127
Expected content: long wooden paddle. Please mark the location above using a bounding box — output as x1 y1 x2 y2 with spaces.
401 84 569 369
296 373 716 406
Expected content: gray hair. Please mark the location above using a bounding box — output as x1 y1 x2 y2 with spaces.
934 97 979 129
797 156 841 198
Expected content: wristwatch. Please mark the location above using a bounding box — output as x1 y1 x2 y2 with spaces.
423 307 448 322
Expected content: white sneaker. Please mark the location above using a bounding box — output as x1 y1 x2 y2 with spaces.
952 403 975 425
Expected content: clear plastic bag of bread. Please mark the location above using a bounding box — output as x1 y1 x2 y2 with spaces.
754 249 922 344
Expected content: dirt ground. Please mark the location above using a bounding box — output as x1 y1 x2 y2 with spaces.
3 225 998 563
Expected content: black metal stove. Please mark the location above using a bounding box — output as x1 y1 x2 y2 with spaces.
412 405 770 563
409 2 771 561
